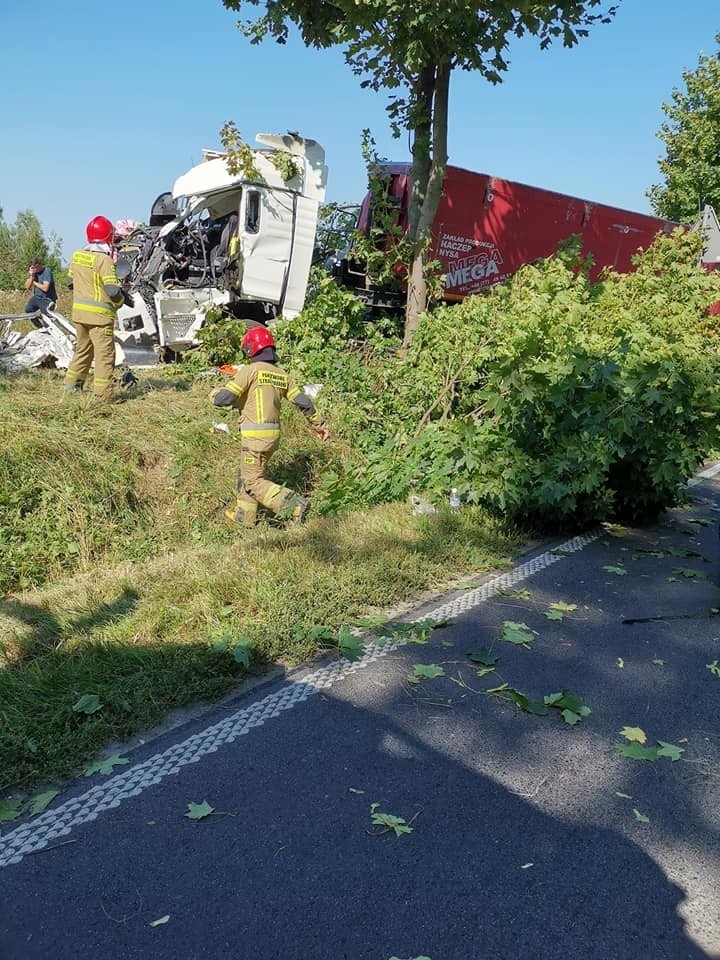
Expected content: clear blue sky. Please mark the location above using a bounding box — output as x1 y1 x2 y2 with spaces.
0 1 716 261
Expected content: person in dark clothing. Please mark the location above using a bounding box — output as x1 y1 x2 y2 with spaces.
24 258 58 316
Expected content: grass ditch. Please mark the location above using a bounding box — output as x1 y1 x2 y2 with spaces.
0 367 523 797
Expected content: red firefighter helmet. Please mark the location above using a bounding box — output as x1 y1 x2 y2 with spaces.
241 325 275 358
86 215 114 244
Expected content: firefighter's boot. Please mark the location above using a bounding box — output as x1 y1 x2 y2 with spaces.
224 497 258 529
288 496 310 525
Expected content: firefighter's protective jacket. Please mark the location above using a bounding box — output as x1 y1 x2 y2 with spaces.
69 246 124 326
212 359 325 441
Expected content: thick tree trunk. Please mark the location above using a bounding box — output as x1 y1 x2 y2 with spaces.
403 61 450 349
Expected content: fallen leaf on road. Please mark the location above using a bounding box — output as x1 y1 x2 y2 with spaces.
467 648 498 666
408 663 445 683
501 621 536 647
656 741 684 761
620 726 647 744
633 809 650 823
149 915 170 927
185 800 215 820
83 754 130 777
615 743 659 761
369 803 416 837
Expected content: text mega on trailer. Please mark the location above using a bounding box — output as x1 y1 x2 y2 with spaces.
342 162 720 306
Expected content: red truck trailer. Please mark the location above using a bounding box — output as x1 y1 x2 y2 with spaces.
336 162 711 307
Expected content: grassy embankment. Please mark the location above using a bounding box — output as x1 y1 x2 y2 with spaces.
0 348 522 798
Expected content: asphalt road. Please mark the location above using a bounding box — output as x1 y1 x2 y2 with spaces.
2 476 720 960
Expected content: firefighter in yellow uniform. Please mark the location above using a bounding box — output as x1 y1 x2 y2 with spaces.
64 215 125 402
211 325 329 527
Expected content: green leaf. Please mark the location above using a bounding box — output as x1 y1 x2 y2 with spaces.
467 648 498 666
617 657 625 668
498 587 532 600
633 809 650 823
525 700 551 716
339 638 365 661
27 789 60 815
544 691 590 716
672 567 707 579
232 638 254 667
651 658 665 666
656 741 684 761
83 753 130 777
549 601 577 612
615 743 660 761
72 694 103 714
706 659 720 677
500 621 535 646
408 663 445 682
620 726 647 744
475 666 496 678
615 791 633 800
370 804 413 837
0 798 24 822
185 800 215 820
561 709 581 725
602 565 627 576
337 627 365 661
544 609 564 621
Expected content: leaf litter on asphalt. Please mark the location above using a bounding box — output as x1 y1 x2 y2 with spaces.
500 621 536 647
544 601 578 621
83 753 129 777
184 800 236 820
368 803 420 838
408 663 446 684
620 726 647 744
485 685 590 724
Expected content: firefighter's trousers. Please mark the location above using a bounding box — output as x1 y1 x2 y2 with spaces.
237 436 297 517
64 321 116 400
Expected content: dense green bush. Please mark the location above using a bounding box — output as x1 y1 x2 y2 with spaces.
288 231 720 527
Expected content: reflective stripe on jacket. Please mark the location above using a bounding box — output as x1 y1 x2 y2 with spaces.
214 361 325 439
69 248 124 325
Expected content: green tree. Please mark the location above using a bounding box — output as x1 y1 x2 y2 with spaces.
222 0 618 345
0 207 64 290
648 34 720 223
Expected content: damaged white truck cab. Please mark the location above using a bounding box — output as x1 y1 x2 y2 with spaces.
115 133 328 356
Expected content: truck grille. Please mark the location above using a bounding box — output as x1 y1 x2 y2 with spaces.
162 315 196 342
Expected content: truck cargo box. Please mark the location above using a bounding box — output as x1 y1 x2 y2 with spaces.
355 163 681 302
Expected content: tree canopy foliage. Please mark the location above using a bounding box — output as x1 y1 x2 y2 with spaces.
648 33 720 223
0 207 64 290
222 0 619 343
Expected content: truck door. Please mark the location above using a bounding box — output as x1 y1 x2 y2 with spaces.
238 187 295 307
